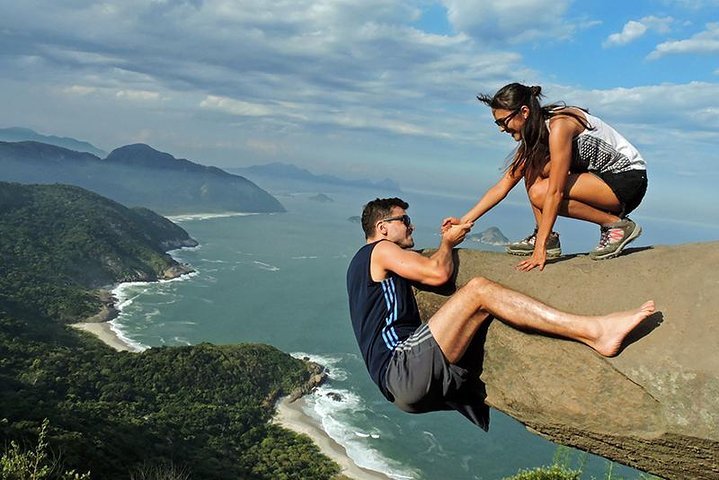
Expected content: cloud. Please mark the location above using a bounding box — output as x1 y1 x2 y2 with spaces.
62 85 97 96
550 82 719 162
648 22 719 58
603 16 673 47
604 21 648 47
1 0 717 196
200 95 275 117
0 0 531 142
440 0 574 43
116 90 162 102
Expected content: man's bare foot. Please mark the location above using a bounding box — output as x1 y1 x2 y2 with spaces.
591 300 656 357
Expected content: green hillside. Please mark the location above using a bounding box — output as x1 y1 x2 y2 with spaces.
0 183 340 479
0 182 196 322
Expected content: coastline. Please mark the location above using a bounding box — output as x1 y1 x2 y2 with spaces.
273 397 393 480
67 236 393 480
70 321 139 352
69 244 198 353
72 322 394 480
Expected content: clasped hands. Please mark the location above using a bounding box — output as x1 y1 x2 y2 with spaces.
441 216 546 272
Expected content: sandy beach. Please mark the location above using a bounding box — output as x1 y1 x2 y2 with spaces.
70 321 138 352
273 397 393 480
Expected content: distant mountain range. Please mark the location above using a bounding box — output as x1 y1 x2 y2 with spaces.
0 136 284 215
228 162 401 192
0 127 107 157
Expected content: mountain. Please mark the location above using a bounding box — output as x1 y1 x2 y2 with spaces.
0 141 285 214
0 126 107 157
468 226 510 246
228 162 401 191
309 193 334 203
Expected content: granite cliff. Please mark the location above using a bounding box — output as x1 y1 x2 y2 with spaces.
414 242 718 480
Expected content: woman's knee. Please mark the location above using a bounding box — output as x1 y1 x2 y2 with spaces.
527 180 547 207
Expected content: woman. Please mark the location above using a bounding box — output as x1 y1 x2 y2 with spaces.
445 83 647 272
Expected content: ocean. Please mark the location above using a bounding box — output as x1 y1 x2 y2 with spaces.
109 183 719 480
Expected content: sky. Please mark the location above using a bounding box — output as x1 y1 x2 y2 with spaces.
1 0 718 224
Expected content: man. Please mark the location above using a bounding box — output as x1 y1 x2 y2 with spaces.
346 197 655 429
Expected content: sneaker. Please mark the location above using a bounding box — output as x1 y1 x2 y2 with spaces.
589 218 642 260
506 228 562 258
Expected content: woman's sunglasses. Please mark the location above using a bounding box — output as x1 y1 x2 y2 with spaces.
494 109 520 129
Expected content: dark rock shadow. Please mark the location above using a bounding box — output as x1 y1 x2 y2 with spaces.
545 244 654 264
617 310 664 354
619 245 654 256
544 253 581 265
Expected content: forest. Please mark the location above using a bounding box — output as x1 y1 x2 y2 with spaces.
0 182 343 479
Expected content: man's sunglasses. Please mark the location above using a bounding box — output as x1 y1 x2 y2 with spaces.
377 214 412 227
494 109 520 129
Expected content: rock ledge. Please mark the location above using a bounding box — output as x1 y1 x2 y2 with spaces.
414 242 719 480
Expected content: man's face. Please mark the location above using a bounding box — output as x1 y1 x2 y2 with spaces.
377 206 414 249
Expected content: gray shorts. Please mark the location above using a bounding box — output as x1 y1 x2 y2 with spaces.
384 323 489 430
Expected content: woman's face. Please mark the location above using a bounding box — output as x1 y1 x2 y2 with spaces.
492 106 527 142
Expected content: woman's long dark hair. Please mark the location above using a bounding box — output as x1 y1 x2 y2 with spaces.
477 83 592 182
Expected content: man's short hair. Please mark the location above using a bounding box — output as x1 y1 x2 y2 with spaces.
361 197 409 239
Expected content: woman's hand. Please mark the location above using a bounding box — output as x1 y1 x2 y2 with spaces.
516 249 547 272
441 216 461 233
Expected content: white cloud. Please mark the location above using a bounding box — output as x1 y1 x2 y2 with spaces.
604 21 648 47
200 95 274 117
116 90 161 102
551 82 719 154
441 0 574 43
1 0 718 203
649 22 719 58
62 85 97 96
603 16 673 48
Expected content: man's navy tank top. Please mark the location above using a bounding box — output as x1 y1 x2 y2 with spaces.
346 241 420 400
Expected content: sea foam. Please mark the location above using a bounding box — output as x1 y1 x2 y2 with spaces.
110 270 199 352
291 352 418 480
167 212 257 222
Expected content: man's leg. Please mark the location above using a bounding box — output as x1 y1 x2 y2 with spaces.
427 277 655 363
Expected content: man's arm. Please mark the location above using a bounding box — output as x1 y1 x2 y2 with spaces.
370 223 472 286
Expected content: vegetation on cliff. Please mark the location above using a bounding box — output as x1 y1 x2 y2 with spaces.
0 182 196 322
0 183 340 479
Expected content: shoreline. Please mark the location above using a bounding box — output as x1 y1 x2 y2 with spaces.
273 397 393 480
70 321 140 352
70 244 198 353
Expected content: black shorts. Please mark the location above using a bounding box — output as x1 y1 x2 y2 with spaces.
383 323 489 430
591 169 648 217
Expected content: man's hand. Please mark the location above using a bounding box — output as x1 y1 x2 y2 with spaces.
442 221 473 247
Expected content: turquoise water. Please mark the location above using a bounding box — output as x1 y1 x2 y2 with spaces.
110 185 719 479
